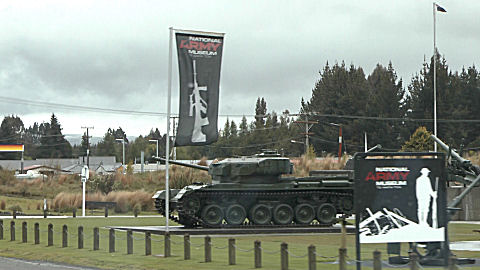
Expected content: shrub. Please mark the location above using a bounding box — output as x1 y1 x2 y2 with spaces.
0 200 5 210
88 174 116 194
401 126 433 152
8 205 22 213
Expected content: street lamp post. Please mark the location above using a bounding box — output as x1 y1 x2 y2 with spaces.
149 139 159 171
116 138 125 174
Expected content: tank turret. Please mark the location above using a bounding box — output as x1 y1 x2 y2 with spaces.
153 153 293 183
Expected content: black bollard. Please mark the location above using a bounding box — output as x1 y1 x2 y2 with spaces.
127 230 133 254
204 236 212 262
254 240 262 268
308 245 316 270
339 248 347 270
184 234 190 260
109 228 115 253
164 232 171 257
373 250 382 270
13 210 16 219
10 221 15 241
409 252 419 270
281 242 288 270
145 232 151 256
93 227 99 251
34 223 39 245
22 221 27 243
47 224 53 246
228 238 236 265
62 225 68 248
72 208 76 218
78 226 83 249
104 207 108 218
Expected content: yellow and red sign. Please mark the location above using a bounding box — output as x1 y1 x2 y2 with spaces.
0 145 24 152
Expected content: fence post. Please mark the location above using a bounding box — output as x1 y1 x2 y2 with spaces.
104 207 108 218
373 250 381 270
145 232 151 256
0 220 3 240
109 228 115 253
127 230 133 254
409 252 419 270
47 224 53 246
308 245 316 270
281 242 288 270
93 227 99 251
228 238 235 265
448 255 458 270
184 234 190 260
254 240 262 268
22 221 27 243
205 236 212 262
10 221 15 241
164 232 171 257
62 225 68 248
73 208 76 218
78 226 83 249
13 210 16 219
34 223 39 245
339 248 347 270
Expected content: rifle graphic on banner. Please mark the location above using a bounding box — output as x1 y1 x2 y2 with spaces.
189 60 209 143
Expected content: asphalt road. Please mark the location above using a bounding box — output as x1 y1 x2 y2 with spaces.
0 257 103 270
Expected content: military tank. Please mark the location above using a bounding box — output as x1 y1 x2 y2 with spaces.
152 151 353 228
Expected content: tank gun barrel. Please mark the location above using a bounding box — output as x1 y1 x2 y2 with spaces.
430 134 470 166
366 144 382 153
151 156 209 171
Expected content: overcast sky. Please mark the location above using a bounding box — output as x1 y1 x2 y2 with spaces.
1 0 479 139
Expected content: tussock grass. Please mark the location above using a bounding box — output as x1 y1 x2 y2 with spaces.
292 154 348 176
52 190 153 213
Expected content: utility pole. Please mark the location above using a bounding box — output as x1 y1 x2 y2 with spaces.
116 138 126 174
81 126 94 167
293 114 317 155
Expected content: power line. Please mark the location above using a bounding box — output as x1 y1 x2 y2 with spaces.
2 96 480 123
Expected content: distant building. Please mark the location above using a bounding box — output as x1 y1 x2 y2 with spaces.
0 156 119 175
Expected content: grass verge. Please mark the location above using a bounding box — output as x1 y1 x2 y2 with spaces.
0 218 479 270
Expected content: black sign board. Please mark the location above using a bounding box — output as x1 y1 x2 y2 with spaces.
353 152 447 269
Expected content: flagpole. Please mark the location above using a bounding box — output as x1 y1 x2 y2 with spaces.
165 27 173 232
433 2 438 152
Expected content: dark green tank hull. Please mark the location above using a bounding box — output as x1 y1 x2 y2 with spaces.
154 182 353 228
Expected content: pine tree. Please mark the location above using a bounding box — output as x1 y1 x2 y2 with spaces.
239 116 248 135
37 114 72 158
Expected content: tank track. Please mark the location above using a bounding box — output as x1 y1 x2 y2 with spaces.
156 189 353 228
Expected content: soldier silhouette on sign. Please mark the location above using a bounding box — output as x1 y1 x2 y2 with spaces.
415 167 437 226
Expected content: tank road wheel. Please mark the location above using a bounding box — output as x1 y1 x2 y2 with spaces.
249 204 272 225
201 204 224 226
316 203 336 224
294 204 315 224
341 197 353 213
225 204 247 225
183 196 201 214
273 204 294 225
